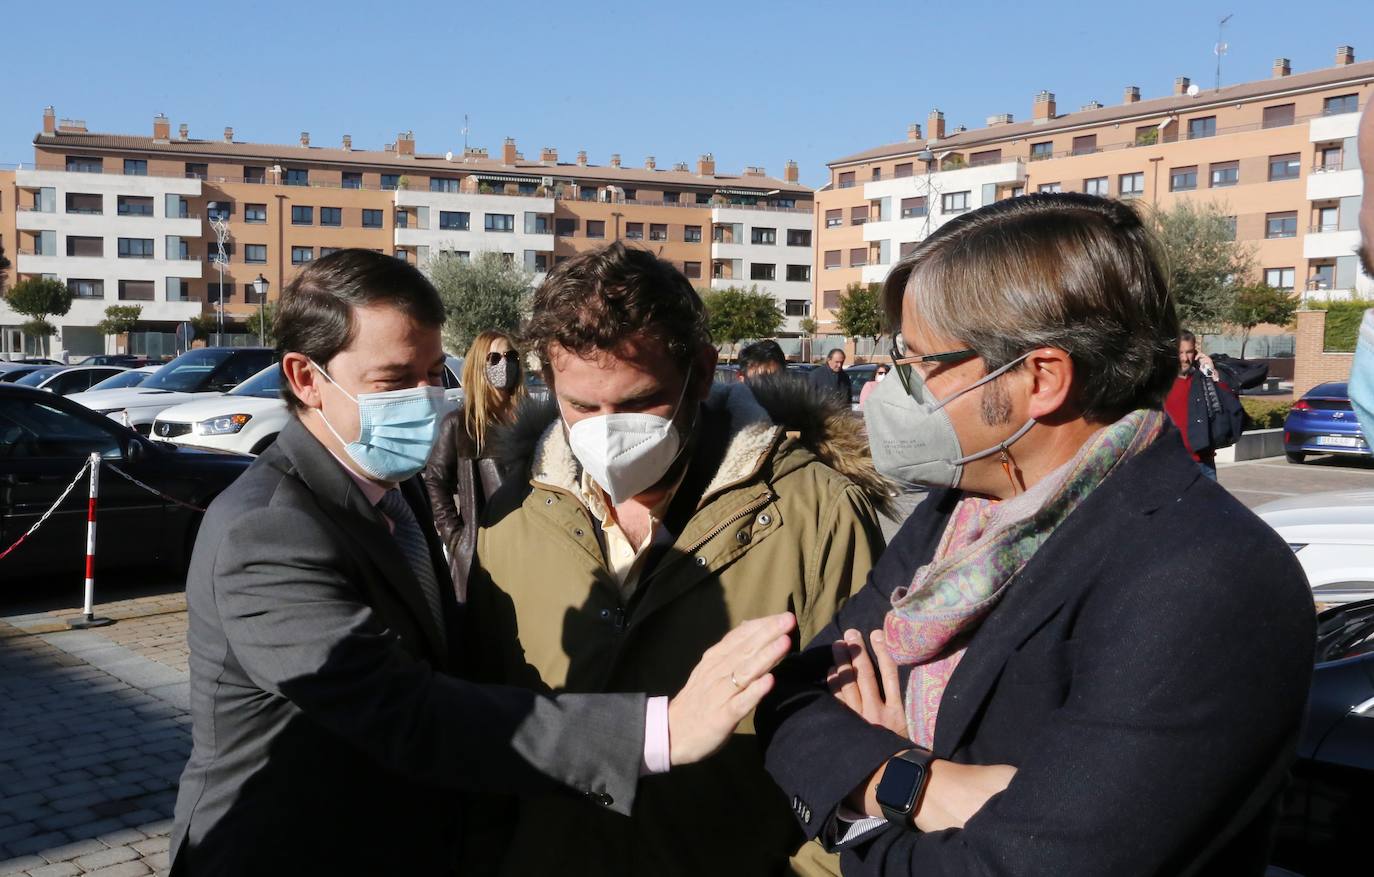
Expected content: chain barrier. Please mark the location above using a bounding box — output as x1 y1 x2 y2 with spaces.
0 459 91 562
105 463 207 513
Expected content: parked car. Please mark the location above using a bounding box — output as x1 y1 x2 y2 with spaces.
65 347 275 435
1270 599 1374 876
0 365 48 383
787 363 819 377
82 354 154 368
845 364 882 405
87 365 161 393
12 365 129 396
1256 490 1374 607
0 384 251 581
714 364 741 384
1284 382 1370 464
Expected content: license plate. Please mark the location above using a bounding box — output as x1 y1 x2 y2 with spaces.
1316 435 1364 448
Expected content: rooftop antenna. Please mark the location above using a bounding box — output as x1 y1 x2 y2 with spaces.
462 114 469 152
1214 13 1233 91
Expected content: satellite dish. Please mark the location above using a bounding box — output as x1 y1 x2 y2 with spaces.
1186 83 1201 97
445 150 454 161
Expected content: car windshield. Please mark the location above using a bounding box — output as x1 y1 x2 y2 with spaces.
139 349 237 393
14 367 65 387
229 366 282 399
89 370 153 392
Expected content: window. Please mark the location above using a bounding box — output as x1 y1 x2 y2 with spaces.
824 250 841 270
118 280 154 301
894 162 913 178
285 168 309 186
65 156 102 173
244 166 266 184
751 263 776 281
695 192 711 205
1209 161 1239 188
850 207 868 226
320 207 342 227
1315 206 1339 232
206 242 234 263
1186 116 1216 140
185 163 208 180
683 261 702 279
786 229 811 247
1071 135 1097 155
245 203 267 223
430 177 460 193
485 213 514 232
1264 267 1295 290
342 172 362 190
685 225 703 243
320 247 341 257
1084 177 1109 196
206 283 234 304
244 244 268 263
291 246 314 265
435 211 467 231
822 290 842 310
1037 182 1062 194
785 299 811 317
117 238 154 259
65 193 102 215
123 159 148 176
624 222 644 240
786 264 811 282
1265 212 1298 239
381 174 400 191
900 196 927 218
1268 154 1300 181
849 247 867 267
1030 141 1053 161
1169 166 1198 191
663 191 679 204
1324 94 1359 115
362 209 383 228
166 236 190 260
969 149 1002 167
752 227 777 245
67 236 103 257
1222 216 1237 241
650 224 668 242
67 279 103 299
942 191 970 213
1262 104 1295 129
1119 172 1145 197
825 209 842 228
837 171 856 188
569 219 596 239
899 240 919 259
291 205 313 225
546 217 574 237
206 201 232 221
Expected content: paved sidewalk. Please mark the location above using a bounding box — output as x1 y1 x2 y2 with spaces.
0 592 191 875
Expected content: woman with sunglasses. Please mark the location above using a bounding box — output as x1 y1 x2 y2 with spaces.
423 330 527 600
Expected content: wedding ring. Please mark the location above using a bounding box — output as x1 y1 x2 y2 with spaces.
730 670 742 689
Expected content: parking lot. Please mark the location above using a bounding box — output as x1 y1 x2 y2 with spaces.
1218 454 1374 509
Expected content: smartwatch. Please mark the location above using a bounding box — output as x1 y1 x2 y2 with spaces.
875 749 933 826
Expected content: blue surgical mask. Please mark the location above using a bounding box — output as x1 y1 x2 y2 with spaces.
1351 309 1374 436
311 360 453 482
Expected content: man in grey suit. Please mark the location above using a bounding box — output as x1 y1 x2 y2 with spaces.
170 250 793 876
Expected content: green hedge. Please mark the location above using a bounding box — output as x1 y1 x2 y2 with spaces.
1309 300 1374 352
1242 398 1293 430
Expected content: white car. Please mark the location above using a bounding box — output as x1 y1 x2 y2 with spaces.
11 364 128 395
1256 489 1374 606
66 347 274 435
86 365 162 392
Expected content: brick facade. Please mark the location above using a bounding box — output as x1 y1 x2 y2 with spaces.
1293 309 1354 396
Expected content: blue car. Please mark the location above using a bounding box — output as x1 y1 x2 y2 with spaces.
1284 382 1370 464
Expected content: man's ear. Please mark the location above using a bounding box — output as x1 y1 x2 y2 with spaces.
691 344 719 401
1024 348 1075 421
282 352 323 410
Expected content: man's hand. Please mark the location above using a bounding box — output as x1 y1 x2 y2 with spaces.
1196 353 1217 379
827 629 907 737
667 612 796 766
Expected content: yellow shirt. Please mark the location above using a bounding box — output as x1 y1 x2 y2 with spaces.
578 469 684 601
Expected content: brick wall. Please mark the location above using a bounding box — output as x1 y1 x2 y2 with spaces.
1293 309 1354 396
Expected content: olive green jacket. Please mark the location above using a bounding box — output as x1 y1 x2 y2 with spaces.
467 379 890 876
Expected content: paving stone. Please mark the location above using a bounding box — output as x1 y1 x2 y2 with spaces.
4 833 71 859
27 863 81 877
33 838 105 864
34 811 98 833
94 830 143 849
129 837 167 857
132 821 170 839
72 846 138 871
140 851 169 871
85 864 150 877
0 855 47 875
66 819 125 840
0 826 36 847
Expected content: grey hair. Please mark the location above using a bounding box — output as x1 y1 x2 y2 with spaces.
881 192 1178 421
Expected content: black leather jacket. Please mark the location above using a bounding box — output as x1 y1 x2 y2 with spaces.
422 406 508 601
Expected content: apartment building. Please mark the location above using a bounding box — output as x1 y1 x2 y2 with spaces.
0 111 812 358
814 46 1372 338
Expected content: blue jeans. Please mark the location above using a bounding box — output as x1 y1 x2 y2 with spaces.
1198 459 1217 481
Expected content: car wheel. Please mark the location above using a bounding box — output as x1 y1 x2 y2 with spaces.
250 433 279 455
1286 452 1306 464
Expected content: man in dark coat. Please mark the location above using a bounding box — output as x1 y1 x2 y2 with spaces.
809 347 853 404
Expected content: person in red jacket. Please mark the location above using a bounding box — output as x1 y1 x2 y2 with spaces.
1163 330 1233 479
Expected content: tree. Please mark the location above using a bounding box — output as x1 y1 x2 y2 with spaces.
700 285 783 350
1227 283 1298 358
834 282 884 349
798 317 818 337
253 300 278 346
0 242 11 294
427 250 533 353
189 314 217 342
5 277 72 355
96 305 142 354
1144 201 1254 333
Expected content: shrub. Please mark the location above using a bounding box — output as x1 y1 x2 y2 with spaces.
1241 398 1293 430
1308 300 1374 352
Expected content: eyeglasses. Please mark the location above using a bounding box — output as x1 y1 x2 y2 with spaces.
889 333 977 395
486 350 520 367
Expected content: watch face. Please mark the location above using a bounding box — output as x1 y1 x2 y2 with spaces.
875 755 924 813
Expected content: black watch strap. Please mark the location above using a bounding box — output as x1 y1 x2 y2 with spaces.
878 749 934 826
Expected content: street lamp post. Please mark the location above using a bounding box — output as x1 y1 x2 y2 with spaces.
209 213 230 347
253 274 269 343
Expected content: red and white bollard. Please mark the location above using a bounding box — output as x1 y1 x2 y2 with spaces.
68 452 113 629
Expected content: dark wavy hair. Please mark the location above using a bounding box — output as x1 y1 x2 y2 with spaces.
523 242 711 371
881 192 1179 420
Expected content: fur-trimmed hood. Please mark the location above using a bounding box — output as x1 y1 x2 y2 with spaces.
493 375 896 517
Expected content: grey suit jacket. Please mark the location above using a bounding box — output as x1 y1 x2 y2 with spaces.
170 419 645 876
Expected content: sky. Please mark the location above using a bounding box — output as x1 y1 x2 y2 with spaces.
2 0 1370 187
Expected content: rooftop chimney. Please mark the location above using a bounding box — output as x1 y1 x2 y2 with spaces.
927 109 946 141
1336 45 1355 66
540 147 558 164
576 150 588 167
342 134 352 151
1080 100 1103 112
645 155 656 170
1272 57 1291 78
502 137 517 165
153 114 170 141
697 153 716 177
673 161 689 172
223 127 234 143
986 113 1013 127
42 106 55 135
300 131 311 148
1123 86 1141 104
610 153 621 168
178 123 188 141
1033 90 1056 123
1173 76 1191 96
907 122 922 141
396 131 415 157
783 160 799 184
743 166 765 177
